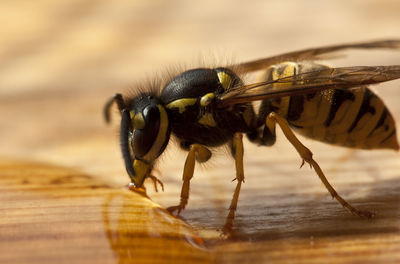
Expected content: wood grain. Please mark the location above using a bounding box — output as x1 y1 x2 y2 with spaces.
0 159 210 264
1 1 400 263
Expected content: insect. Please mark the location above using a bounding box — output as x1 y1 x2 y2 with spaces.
104 40 400 233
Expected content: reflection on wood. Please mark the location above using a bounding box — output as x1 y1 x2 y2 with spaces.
103 190 209 263
0 159 210 264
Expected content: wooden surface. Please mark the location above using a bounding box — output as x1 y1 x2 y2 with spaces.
1 1 400 263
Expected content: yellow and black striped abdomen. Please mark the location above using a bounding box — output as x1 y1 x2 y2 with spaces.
261 62 399 150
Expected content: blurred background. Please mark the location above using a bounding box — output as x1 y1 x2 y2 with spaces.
2 0 400 178
1 0 400 261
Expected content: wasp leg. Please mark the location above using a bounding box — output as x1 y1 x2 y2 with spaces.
266 112 374 218
167 144 211 215
146 174 164 192
222 133 245 235
104 93 126 123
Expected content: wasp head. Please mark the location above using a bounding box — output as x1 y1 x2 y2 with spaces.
120 94 170 187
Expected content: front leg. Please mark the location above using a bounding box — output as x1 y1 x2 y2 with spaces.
168 144 211 215
222 133 245 234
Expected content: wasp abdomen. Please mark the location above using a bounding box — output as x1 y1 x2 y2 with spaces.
260 62 399 150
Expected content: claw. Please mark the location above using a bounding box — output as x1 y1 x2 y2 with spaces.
299 159 313 169
167 205 184 215
231 177 245 183
359 210 375 218
147 175 164 192
349 207 375 218
221 226 232 238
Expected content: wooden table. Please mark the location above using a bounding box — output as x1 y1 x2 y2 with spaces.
1 1 399 263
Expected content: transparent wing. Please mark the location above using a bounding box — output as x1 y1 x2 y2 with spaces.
233 39 400 73
217 65 400 107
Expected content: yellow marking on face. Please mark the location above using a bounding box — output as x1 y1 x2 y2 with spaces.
133 113 145 129
217 71 233 90
129 110 135 119
143 105 169 161
166 98 197 113
200 93 215 107
132 159 150 186
198 113 217 127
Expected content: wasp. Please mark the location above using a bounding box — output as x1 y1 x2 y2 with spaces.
104 40 400 233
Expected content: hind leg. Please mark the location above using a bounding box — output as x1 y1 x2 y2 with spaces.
265 112 374 218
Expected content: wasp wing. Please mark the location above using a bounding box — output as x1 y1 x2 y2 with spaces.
218 65 400 107
233 40 400 73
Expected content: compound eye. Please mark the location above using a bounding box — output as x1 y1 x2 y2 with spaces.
132 105 160 158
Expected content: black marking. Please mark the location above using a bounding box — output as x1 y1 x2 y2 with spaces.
324 90 356 127
368 108 388 137
347 89 376 133
280 63 301 121
380 129 396 145
306 92 317 100
265 68 274 81
287 96 304 121
276 65 287 76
